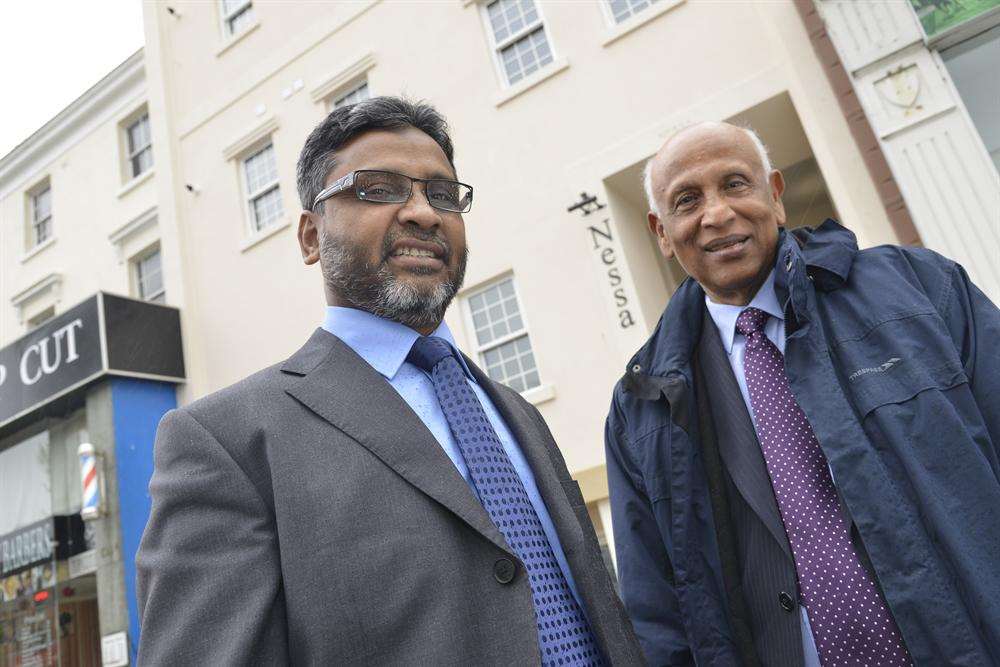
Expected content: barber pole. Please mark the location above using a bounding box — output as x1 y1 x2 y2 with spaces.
78 443 103 519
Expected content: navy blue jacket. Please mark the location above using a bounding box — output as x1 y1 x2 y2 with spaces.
606 220 1000 666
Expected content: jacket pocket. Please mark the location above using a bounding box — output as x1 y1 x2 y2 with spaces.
848 358 967 418
832 311 967 418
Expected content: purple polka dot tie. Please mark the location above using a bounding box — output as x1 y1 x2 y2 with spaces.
736 308 911 667
407 336 603 667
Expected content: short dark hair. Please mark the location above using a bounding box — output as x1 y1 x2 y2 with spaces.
296 96 455 211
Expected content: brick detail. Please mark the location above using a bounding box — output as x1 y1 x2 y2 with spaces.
794 0 922 246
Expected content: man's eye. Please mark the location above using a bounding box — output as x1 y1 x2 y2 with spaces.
727 178 749 189
675 194 697 210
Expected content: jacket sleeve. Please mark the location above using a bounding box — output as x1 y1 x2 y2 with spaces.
605 392 694 666
941 263 1000 460
135 409 288 666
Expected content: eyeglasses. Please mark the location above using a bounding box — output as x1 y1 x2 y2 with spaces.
312 169 474 213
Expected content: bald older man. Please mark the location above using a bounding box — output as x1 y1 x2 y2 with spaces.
604 122 1000 666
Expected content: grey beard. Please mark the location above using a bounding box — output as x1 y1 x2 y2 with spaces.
319 229 466 331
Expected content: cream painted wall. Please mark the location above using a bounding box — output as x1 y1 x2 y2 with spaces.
1 58 157 347
137 0 902 481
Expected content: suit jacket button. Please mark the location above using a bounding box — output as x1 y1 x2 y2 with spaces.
779 591 795 612
494 558 516 584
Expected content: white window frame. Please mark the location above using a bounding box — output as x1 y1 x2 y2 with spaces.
462 275 542 394
600 0 661 26
220 0 254 37
125 112 153 180
327 79 371 111
26 306 56 331
239 140 284 236
28 180 53 250
479 0 557 88
133 244 166 304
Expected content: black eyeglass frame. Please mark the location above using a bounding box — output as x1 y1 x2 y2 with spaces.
312 169 474 213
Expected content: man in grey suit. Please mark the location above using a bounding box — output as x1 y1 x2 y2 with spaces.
136 97 642 666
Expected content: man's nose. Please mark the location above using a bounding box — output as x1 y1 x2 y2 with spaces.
701 190 736 227
398 184 442 229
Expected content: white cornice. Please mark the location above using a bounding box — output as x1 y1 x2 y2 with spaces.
0 49 146 199
11 273 62 308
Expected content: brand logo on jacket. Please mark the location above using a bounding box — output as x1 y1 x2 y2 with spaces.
848 357 902 381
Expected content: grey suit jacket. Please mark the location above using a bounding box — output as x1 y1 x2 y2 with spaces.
136 328 643 666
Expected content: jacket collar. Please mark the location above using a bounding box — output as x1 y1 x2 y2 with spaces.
625 219 859 387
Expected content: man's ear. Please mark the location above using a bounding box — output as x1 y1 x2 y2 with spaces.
769 170 787 228
298 210 321 265
648 211 675 259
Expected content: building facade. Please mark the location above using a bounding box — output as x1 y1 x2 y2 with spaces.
2 0 997 663
0 54 185 665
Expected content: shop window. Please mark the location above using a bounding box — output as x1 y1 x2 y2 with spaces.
329 80 370 110
482 0 555 86
125 112 153 180
605 0 661 24
27 181 53 250
241 142 284 234
220 0 254 37
465 276 541 393
942 23 1000 173
134 246 166 304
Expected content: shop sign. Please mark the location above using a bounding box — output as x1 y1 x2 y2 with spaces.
0 515 86 577
0 292 185 429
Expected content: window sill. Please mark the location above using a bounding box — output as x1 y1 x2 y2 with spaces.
117 167 155 199
215 20 261 58
522 383 556 406
239 218 291 253
602 0 684 48
494 57 569 109
20 236 56 263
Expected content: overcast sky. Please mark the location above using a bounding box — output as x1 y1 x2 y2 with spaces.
0 0 145 158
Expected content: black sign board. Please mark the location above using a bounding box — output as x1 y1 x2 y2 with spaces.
0 515 86 577
0 293 185 428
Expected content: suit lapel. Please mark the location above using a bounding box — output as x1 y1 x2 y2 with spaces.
699 312 793 563
465 359 585 557
283 329 510 554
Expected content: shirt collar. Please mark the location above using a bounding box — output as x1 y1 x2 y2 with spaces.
704 269 783 354
321 306 475 381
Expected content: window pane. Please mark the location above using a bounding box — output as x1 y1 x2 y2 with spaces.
499 27 552 85
128 115 151 154
478 334 538 391
252 185 284 231
244 144 278 195
943 24 1000 173
34 218 52 245
138 250 165 302
226 3 255 35
33 188 51 222
332 81 370 109
608 0 656 23
487 0 540 44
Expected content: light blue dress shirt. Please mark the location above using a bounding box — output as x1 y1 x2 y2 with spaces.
704 271 822 667
321 306 583 608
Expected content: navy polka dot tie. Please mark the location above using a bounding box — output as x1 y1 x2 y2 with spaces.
407 336 603 666
736 308 911 666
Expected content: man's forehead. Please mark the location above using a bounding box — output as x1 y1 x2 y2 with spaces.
328 127 455 183
654 125 760 187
